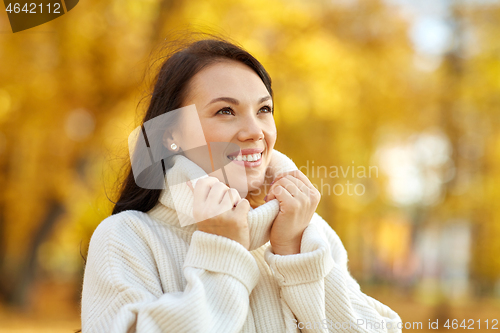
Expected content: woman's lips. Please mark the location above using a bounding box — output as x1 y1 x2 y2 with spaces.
227 148 264 167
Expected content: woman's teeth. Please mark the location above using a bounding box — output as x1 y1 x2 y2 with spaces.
228 153 262 162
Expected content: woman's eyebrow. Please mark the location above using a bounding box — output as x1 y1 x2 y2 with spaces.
258 96 272 103
206 97 239 107
205 95 272 108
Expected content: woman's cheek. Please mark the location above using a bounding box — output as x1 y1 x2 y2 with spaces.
264 123 277 149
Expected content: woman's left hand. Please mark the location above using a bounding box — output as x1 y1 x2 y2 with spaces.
265 170 321 255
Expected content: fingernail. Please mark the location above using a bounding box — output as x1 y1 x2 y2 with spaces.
264 195 268 201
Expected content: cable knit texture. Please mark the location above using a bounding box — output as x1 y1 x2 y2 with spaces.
81 149 403 332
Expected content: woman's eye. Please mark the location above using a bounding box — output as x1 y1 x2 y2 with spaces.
216 107 235 116
259 105 273 114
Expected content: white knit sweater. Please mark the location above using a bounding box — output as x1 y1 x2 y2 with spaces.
81 149 402 332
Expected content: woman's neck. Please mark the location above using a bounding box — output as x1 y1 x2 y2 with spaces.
245 176 273 209
246 191 266 209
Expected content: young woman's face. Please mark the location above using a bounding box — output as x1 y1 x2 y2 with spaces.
181 60 277 195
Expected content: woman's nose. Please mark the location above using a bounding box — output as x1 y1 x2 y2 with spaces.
238 114 264 142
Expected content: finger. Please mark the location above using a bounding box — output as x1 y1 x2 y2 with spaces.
266 180 294 202
266 176 305 202
273 175 310 196
221 188 241 208
273 170 315 192
208 182 230 205
187 180 193 192
277 177 302 197
229 188 241 206
234 198 250 214
193 177 220 203
283 171 321 203
219 190 234 211
266 184 294 203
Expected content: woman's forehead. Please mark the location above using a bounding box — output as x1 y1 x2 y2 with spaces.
189 61 269 101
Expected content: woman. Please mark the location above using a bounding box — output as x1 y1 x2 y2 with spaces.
81 36 402 332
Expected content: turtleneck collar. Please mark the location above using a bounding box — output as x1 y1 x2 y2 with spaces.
147 149 298 251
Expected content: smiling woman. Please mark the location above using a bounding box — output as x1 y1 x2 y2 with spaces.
181 60 277 208
80 34 403 332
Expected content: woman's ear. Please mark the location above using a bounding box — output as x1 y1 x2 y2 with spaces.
163 131 179 152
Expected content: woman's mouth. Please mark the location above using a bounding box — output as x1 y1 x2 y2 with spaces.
227 149 263 167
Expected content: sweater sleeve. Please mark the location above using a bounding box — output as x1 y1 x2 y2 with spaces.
81 213 260 333
264 213 403 333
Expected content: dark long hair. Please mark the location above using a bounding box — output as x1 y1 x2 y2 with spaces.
111 34 274 215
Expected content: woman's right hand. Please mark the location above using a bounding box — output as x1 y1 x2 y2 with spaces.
189 177 251 250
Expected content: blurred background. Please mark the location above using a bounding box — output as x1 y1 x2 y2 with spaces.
0 0 499 331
